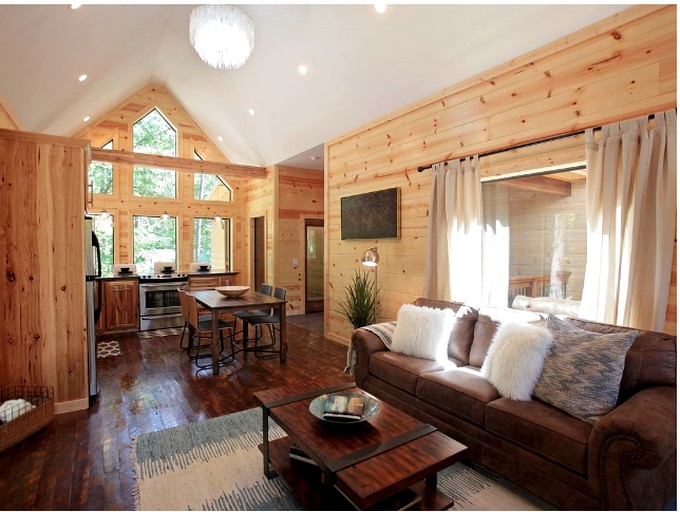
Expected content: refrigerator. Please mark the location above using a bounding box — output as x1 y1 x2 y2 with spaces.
85 216 102 405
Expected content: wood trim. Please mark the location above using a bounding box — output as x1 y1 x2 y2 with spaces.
0 95 21 130
54 398 89 415
91 147 266 179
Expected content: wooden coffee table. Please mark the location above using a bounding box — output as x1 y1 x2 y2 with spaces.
254 379 468 510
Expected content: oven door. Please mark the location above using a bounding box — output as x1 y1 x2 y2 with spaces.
139 282 185 317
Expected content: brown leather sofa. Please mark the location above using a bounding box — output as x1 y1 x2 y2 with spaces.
351 298 677 510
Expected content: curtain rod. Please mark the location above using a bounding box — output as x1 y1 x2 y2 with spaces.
417 112 662 173
416 129 587 173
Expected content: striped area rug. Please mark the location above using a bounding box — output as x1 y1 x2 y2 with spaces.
131 408 552 511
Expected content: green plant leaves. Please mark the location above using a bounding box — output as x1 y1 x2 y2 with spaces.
337 270 380 329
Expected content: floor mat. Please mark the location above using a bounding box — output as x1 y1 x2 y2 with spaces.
96 340 121 358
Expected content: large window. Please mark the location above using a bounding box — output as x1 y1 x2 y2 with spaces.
193 150 233 201
132 109 177 198
133 215 177 275
89 140 114 194
193 217 231 270
93 213 114 275
482 170 586 309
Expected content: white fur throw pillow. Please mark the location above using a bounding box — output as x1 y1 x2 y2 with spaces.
391 304 455 361
481 322 553 400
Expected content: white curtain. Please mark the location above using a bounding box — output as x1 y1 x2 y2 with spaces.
424 156 483 303
579 110 676 331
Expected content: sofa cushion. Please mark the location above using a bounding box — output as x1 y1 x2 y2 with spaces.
369 351 445 394
565 318 677 400
533 315 637 424
416 368 499 426
486 397 591 475
447 305 479 366
481 321 553 400
391 304 455 361
469 307 545 367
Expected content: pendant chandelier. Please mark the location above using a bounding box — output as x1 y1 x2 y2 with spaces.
189 5 255 70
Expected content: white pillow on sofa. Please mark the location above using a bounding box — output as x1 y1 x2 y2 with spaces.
481 321 553 401
391 304 455 361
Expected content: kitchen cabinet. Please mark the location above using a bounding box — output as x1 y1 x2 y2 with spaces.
101 279 139 333
0 128 90 413
187 273 238 290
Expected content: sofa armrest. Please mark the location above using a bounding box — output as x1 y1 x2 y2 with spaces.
588 386 677 510
351 328 388 387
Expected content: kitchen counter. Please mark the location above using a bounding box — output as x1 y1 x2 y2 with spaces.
99 273 140 281
186 270 238 277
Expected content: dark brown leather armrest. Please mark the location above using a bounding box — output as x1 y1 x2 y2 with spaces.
351 328 388 387
588 386 676 509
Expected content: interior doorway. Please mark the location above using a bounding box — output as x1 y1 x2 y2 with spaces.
251 216 265 290
305 219 324 313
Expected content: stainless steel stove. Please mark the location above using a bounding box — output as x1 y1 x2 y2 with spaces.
138 266 188 331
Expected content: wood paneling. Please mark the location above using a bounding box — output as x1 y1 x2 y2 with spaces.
0 95 20 130
74 84 249 274
0 128 90 409
276 166 324 315
325 5 677 343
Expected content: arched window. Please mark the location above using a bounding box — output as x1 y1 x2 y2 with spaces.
132 109 177 198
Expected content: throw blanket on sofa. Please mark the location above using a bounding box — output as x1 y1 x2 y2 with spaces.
344 321 397 376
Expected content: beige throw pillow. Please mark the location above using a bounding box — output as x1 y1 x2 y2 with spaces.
533 315 637 424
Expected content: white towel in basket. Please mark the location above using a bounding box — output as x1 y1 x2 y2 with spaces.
0 399 35 423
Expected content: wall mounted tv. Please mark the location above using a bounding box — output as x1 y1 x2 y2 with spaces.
340 187 400 240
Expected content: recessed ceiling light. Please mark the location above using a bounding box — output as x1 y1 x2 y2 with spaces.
71 4 81 9
310 156 319 161
375 4 387 14
78 74 88 82
248 108 255 116
298 64 308 76
83 115 90 123
217 136 223 142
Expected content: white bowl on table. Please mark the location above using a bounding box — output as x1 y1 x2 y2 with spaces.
215 285 249 297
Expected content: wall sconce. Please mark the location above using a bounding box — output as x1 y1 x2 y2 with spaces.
161 211 170 221
361 247 380 321
214 214 222 223
100 209 110 220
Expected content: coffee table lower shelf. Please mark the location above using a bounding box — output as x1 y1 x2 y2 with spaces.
260 436 454 511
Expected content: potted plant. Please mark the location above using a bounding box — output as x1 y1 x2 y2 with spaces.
337 270 380 328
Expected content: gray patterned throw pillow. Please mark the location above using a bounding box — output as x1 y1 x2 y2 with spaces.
533 315 638 424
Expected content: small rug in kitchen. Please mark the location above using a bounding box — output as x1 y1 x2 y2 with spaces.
96 340 121 359
138 327 184 339
131 407 553 511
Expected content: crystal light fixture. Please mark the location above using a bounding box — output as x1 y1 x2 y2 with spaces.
189 5 254 70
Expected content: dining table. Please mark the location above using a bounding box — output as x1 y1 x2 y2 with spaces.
191 289 288 375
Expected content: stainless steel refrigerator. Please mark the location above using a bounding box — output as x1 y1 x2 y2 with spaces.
85 216 102 405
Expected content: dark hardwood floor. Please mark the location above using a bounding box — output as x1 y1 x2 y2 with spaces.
0 320 350 510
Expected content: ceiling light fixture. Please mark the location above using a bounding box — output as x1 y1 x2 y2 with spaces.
161 211 170 221
71 4 81 10
375 4 387 14
217 135 224 142
189 5 254 70
298 64 308 76
248 108 255 116
214 214 222 223
83 115 90 122
78 74 88 82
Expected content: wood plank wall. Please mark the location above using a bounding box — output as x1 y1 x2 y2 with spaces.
276 166 324 314
324 5 677 344
0 95 20 130
72 84 249 277
1 129 90 411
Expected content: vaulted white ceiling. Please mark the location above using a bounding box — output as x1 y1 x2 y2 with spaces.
0 4 627 170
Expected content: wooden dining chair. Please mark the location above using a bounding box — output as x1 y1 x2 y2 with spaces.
243 286 286 359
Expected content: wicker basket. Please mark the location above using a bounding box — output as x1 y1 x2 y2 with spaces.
0 386 54 453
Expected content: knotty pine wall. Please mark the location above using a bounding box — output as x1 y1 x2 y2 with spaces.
0 95 20 130
324 5 676 344
73 84 249 278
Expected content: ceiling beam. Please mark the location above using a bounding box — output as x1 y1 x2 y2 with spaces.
498 175 572 196
91 148 267 179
